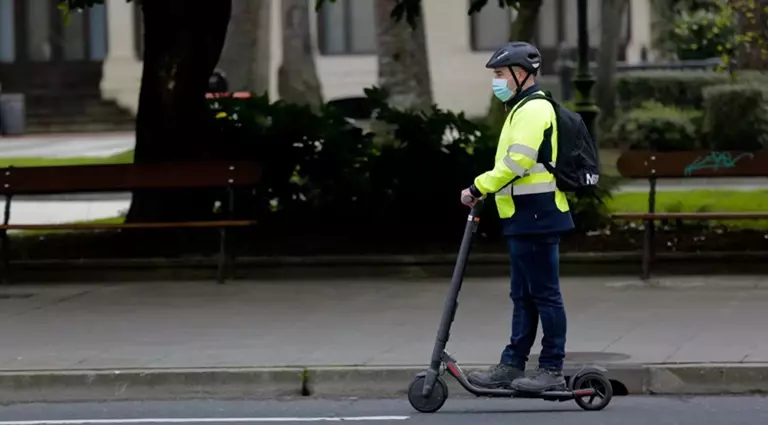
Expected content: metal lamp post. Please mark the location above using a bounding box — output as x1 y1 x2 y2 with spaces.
572 0 599 138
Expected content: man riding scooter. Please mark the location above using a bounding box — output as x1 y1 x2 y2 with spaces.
460 41 574 393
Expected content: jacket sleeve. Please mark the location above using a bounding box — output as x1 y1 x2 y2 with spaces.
472 100 552 195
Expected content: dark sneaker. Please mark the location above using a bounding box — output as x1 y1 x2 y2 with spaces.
467 364 524 389
511 368 567 393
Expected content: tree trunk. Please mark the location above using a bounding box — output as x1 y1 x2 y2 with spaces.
374 0 433 111
217 0 271 95
731 0 768 70
509 0 542 43
126 0 232 223
277 0 323 111
595 0 629 145
649 0 678 60
486 0 543 128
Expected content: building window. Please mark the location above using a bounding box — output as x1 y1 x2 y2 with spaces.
88 4 108 61
1 0 108 63
0 0 14 62
470 3 516 51
317 0 376 55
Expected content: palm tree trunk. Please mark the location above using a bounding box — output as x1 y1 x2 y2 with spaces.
217 0 272 95
278 0 323 111
730 0 768 70
374 0 433 111
595 0 629 143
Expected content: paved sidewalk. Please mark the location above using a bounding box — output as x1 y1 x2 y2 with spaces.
1 275 767 371
0 132 133 158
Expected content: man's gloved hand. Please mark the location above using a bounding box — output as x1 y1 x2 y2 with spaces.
460 184 484 207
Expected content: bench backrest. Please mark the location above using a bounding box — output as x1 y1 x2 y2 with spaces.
0 161 261 195
616 150 768 178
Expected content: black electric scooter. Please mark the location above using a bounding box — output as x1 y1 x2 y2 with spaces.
407 197 613 413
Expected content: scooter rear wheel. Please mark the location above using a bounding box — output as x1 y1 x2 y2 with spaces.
407 375 448 413
572 372 613 411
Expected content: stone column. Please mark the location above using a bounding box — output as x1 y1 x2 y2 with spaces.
100 0 142 115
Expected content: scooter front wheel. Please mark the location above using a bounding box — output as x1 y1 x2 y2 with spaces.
407 374 448 413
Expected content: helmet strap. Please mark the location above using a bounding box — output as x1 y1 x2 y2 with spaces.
507 66 532 95
503 67 534 110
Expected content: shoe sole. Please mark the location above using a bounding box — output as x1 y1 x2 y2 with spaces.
467 378 521 390
512 384 567 393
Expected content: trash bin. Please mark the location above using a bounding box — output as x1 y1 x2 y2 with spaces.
0 92 26 135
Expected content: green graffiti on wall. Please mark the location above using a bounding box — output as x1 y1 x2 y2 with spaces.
684 152 755 176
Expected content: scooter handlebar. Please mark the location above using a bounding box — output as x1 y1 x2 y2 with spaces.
462 196 486 217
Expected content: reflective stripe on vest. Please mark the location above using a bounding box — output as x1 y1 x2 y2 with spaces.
497 162 556 197
508 143 538 159
498 181 556 196
502 144 540 176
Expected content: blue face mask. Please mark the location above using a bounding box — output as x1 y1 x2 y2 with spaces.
492 78 514 102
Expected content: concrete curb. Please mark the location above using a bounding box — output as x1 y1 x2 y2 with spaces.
647 363 768 395
1 363 766 403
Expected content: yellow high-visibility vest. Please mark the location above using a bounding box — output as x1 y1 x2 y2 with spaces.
473 90 570 219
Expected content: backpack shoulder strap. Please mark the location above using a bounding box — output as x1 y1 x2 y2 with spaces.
505 93 553 127
516 92 551 110
514 93 560 173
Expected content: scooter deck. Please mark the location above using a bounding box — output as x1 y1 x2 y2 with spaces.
469 387 595 401
443 361 596 401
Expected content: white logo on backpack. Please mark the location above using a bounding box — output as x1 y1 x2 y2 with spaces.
585 173 599 185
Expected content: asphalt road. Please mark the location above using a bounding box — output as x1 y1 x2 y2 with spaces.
1 397 767 425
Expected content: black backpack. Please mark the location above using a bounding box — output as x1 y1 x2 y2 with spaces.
512 92 601 195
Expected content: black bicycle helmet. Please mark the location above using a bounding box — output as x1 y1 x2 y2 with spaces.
485 42 542 74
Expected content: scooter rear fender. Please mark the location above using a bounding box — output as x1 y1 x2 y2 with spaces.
568 365 609 391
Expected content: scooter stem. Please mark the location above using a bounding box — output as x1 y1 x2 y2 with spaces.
422 202 483 397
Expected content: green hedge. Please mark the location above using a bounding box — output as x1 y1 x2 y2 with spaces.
703 83 768 150
616 71 728 110
616 70 768 110
206 88 615 241
614 71 768 150
612 101 703 151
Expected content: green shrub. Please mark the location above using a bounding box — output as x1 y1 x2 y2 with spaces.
612 101 703 151
205 87 616 246
670 7 737 60
616 70 728 109
616 70 768 110
702 83 768 150
360 86 498 232
733 70 768 83
207 92 376 221
207 88 500 237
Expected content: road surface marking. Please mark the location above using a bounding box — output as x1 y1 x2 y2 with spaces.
0 418 409 424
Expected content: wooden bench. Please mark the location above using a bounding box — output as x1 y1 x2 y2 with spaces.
0 160 261 284
613 150 768 279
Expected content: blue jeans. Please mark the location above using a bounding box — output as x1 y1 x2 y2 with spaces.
500 234 567 371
